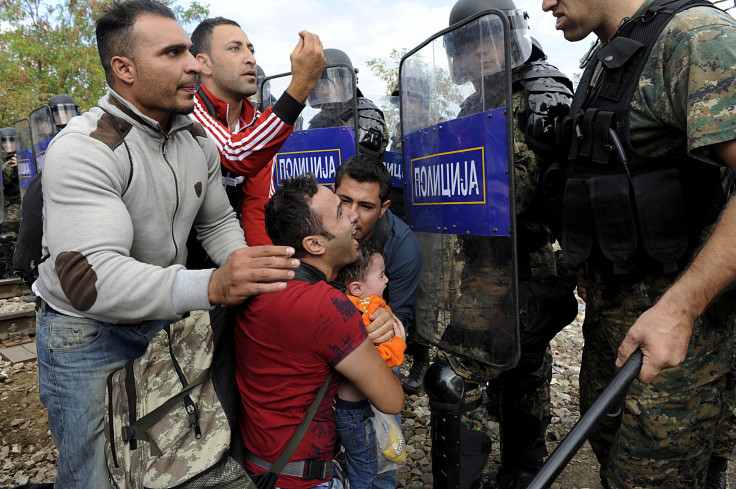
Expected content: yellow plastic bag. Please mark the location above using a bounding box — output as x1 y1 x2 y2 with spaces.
371 405 406 469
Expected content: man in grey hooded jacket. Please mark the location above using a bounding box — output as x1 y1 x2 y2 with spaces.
33 1 299 488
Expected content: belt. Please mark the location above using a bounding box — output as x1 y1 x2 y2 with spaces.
35 297 62 315
246 453 333 480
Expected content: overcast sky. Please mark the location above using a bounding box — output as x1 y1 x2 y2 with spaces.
192 0 596 102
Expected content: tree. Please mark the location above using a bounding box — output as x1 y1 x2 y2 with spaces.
367 49 406 144
0 0 208 129
368 45 466 141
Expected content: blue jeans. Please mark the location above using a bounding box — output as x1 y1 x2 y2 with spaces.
335 398 378 489
36 308 174 489
372 367 401 489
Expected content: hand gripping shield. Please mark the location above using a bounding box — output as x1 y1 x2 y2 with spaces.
263 67 359 190
400 10 520 369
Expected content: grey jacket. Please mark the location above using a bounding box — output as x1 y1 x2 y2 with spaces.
35 90 246 323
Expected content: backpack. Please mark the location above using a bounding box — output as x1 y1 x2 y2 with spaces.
104 307 256 489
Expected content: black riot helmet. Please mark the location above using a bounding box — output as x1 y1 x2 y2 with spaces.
308 48 356 108
48 94 80 129
0 127 17 155
445 0 532 84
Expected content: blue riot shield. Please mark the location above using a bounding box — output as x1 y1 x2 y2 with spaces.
263 67 359 189
30 105 56 173
401 10 519 368
13 119 36 200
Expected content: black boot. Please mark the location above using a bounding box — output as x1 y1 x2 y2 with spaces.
403 345 430 394
704 456 728 489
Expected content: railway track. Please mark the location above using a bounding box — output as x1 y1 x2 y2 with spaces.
0 277 35 343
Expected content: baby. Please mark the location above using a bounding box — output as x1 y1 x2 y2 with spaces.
334 240 406 489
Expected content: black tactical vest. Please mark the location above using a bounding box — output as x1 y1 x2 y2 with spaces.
562 0 725 275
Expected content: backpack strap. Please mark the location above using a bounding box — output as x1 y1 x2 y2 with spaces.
248 372 334 488
99 107 134 195
122 368 211 457
368 212 391 252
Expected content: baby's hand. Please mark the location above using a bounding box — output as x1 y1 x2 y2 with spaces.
392 317 406 342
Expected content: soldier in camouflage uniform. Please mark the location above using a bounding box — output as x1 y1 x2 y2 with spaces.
0 127 20 279
543 0 736 487
421 2 577 488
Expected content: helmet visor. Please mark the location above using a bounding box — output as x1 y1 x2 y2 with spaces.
51 103 79 126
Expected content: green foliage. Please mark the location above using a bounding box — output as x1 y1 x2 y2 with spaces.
367 49 405 143
0 0 208 129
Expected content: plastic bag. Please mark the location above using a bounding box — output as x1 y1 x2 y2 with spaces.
371 405 406 474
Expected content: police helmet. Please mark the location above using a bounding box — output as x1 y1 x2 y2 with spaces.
48 94 79 129
530 36 547 62
308 48 355 108
445 0 532 84
0 127 16 154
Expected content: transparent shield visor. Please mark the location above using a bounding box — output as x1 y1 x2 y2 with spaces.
31 106 56 141
307 66 355 109
400 13 518 368
51 103 79 127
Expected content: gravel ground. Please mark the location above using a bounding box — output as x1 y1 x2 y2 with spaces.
0 295 653 488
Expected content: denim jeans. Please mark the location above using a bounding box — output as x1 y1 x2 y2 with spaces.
36 308 174 489
372 366 401 489
335 398 378 489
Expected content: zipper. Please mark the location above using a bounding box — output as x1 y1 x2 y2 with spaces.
165 326 202 439
161 134 180 262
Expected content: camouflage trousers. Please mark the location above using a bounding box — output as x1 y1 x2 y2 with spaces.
580 269 735 489
443 348 552 473
0 201 20 279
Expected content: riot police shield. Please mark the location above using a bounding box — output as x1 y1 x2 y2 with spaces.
263 66 359 190
30 105 56 173
401 10 519 368
13 119 36 200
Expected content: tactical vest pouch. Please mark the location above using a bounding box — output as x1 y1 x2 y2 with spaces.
589 173 638 273
632 168 688 273
561 178 594 266
596 38 645 103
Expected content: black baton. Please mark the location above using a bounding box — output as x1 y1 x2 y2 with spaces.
526 349 644 489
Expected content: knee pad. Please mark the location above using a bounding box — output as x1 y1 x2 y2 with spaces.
425 361 492 489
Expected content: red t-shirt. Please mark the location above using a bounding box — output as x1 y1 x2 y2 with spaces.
235 279 367 489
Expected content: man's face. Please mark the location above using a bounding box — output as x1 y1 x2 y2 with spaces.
542 0 607 42
200 24 258 101
126 15 201 123
361 253 388 299
334 176 390 240
310 185 360 267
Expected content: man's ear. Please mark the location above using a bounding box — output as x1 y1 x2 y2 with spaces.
348 281 363 297
379 199 391 218
302 235 325 256
110 55 136 86
196 53 213 76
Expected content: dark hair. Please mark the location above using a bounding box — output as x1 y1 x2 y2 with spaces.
96 0 176 87
265 173 334 258
336 239 382 286
190 17 241 57
334 153 392 203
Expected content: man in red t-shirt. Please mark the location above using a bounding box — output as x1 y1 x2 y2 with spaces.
235 173 404 489
190 17 324 245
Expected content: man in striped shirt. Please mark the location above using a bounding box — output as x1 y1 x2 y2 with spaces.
190 17 325 245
